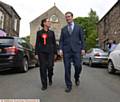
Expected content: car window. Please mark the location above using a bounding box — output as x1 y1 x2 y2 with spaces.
87 49 92 53
22 39 33 50
16 38 24 48
0 38 14 45
94 49 104 53
17 38 22 45
28 43 34 50
20 39 28 48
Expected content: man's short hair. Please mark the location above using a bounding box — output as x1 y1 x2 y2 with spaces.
65 12 73 17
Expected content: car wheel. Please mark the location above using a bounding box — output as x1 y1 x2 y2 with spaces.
20 57 29 73
89 59 93 67
108 61 116 74
82 62 85 65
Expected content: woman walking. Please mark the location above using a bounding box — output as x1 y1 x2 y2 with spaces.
35 18 57 91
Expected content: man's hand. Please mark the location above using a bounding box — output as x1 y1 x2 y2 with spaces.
81 50 85 55
54 54 57 60
59 50 63 57
35 55 38 59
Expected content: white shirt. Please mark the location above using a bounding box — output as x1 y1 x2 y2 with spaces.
109 44 117 52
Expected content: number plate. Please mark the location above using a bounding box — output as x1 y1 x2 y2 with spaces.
102 60 108 63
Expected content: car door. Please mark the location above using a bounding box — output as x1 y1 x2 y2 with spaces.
82 53 87 64
25 41 35 66
20 39 31 65
86 49 93 63
113 44 120 70
88 49 93 59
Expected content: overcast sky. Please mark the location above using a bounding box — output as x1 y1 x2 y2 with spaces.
1 0 118 37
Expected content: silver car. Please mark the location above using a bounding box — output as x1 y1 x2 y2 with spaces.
82 48 108 67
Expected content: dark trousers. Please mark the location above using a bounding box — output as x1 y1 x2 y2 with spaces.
63 51 82 88
38 52 54 87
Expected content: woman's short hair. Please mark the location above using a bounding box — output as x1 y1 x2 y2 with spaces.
41 18 48 27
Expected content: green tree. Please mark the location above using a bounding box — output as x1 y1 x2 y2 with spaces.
74 9 99 50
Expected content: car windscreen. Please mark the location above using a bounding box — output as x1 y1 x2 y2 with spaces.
0 38 14 45
94 49 104 53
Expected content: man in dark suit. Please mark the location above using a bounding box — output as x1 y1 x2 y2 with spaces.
59 12 85 93
35 18 57 91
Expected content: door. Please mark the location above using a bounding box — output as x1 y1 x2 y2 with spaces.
111 44 120 70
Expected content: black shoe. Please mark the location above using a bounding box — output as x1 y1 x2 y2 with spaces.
49 80 52 86
49 78 52 86
75 80 80 86
41 87 47 91
65 87 72 93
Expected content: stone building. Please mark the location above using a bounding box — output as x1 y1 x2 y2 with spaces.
0 1 21 36
97 0 120 50
30 5 66 46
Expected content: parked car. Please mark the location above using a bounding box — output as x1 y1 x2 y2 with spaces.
0 36 38 72
82 48 108 67
108 43 120 74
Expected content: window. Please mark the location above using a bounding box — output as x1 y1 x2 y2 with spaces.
14 18 18 31
21 39 31 49
0 38 14 45
50 15 58 22
94 49 104 53
87 49 92 53
0 11 4 29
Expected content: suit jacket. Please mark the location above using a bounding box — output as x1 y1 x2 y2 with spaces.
35 29 57 55
59 23 84 53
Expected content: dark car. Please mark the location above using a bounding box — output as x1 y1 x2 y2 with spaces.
0 36 38 72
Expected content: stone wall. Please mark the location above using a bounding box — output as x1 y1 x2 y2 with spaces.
0 4 20 36
97 1 120 49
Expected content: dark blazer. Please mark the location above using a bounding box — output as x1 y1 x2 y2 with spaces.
35 29 57 55
59 24 84 53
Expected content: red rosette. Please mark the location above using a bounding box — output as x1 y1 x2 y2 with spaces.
41 33 48 45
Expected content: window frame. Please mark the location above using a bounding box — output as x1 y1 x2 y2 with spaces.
0 10 4 29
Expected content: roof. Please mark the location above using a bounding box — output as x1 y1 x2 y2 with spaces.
98 0 119 24
30 5 64 23
0 1 21 19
